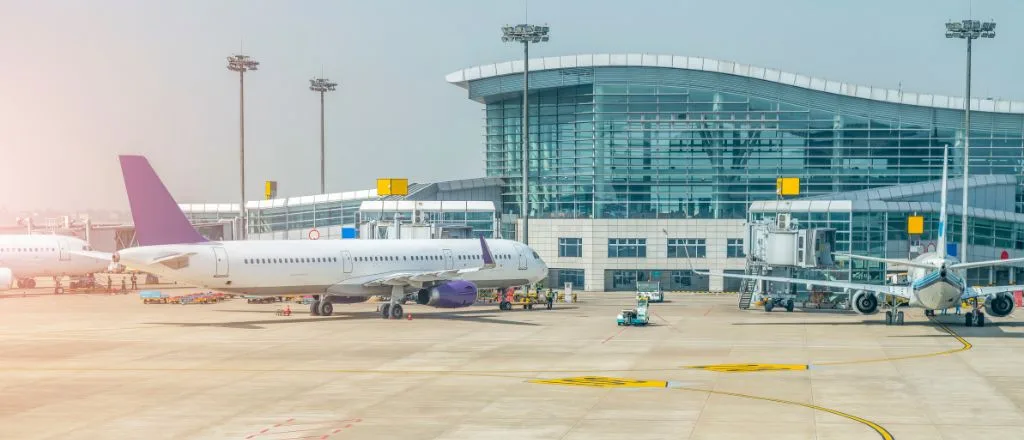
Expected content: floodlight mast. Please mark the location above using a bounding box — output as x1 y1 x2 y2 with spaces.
944 19 995 264
501 24 549 245
227 54 259 239
309 77 338 195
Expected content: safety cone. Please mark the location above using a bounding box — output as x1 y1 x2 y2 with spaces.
407 313 412 320
284 305 291 316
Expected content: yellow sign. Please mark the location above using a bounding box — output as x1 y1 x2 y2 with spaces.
689 363 808 373
376 178 409 196
776 177 800 196
264 181 277 200
908 216 924 235
529 376 667 388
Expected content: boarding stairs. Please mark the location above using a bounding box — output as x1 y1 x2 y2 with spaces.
738 260 768 310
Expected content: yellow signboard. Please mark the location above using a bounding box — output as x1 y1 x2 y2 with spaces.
908 216 924 235
376 178 409 196
264 181 278 200
776 177 800 196
529 376 667 388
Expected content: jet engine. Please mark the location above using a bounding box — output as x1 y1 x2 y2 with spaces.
416 280 477 308
985 292 1015 318
852 290 879 315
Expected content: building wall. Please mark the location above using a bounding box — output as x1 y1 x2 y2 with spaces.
529 218 746 291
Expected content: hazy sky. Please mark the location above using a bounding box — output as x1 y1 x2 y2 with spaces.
1 0 1021 211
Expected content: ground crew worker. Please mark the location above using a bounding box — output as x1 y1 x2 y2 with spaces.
107 276 113 293
546 288 554 307
120 277 127 293
130 273 138 290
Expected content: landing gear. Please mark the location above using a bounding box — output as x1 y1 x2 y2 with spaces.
925 309 935 317
884 309 905 326
382 286 406 319
309 295 321 316
317 300 334 316
499 301 511 311
764 301 774 312
965 310 985 327
965 298 985 327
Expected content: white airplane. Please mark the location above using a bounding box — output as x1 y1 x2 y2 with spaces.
0 234 111 290
114 155 549 319
710 144 1024 327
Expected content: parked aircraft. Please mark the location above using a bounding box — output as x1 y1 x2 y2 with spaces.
0 234 110 290
709 145 1024 326
114 155 548 319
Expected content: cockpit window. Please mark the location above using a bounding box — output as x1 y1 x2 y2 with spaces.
532 251 540 259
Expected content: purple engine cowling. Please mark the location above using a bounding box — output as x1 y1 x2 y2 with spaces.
416 280 477 308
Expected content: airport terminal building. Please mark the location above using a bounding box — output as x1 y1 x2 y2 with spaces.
445 54 1024 291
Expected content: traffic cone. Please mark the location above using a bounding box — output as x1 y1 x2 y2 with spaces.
407 313 412 320
284 305 291 316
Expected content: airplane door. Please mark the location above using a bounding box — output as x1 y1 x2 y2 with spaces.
57 240 70 261
515 244 528 271
212 247 229 278
442 249 454 270
341 251 353 273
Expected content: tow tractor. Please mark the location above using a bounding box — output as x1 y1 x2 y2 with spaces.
760 289 796 312
616 295 650 326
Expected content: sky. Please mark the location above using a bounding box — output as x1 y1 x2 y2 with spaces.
0 0 1021 212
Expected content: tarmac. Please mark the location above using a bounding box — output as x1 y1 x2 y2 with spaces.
2 285 1024 440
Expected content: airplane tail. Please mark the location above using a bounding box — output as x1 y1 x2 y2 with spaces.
119 155 208 246
937 144 949 260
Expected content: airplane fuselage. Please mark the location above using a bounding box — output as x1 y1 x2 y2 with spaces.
0 235 109 280
904 253 964 310
117 238 548 297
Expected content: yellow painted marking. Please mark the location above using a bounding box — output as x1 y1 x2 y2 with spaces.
816 320 971 366
674 386 893 440
688 363 808 373
529 376 667 388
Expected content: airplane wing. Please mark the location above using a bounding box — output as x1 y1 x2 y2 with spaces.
949 257 1024 271
326 236 498 294
962 285 1024 299
698 271 911 299
833 254 936 270
68 250 113 262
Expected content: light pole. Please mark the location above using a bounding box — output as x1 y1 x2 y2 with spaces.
945 19 995 264
502 24 549 245
309 77 338 195
227 54 259 240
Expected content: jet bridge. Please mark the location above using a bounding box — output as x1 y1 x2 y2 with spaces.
738 214 840 310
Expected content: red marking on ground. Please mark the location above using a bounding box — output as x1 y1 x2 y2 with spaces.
703 306 712 316
602 327 627 344
243 417 296 439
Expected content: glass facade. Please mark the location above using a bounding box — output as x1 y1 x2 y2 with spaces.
727 238 745 258
558 237 583 257
549 268 585 290
667 238 706 258
607 238 646 258
477 67 1024 221
605 269 709 291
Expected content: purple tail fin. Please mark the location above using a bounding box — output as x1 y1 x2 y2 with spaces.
119 155 208 246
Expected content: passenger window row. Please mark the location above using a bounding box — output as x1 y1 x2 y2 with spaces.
0 247 56 253
243 257 337 265
353 253 516 263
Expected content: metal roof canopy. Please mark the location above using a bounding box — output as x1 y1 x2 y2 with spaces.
447 53 1024 114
